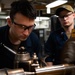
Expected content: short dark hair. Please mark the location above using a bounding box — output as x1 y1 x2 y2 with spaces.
10 0 36 21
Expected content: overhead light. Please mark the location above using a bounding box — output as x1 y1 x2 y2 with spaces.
47 7 51 14
46 0 68 8
35 17 50 21
46 0 68 13
0 4 1 12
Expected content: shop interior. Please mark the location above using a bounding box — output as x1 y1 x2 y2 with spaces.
0 0 75 75
0 0 74 44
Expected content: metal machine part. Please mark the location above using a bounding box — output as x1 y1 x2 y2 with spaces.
14 46 32 71
15 47 30 61
0 68 25 75
35 64 75 75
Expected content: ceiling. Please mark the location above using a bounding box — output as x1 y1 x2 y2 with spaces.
0 0 74 16
0 0 56 10
28 0 74 16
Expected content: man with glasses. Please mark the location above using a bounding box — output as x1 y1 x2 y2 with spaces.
0 0 42 69
45 5 75 66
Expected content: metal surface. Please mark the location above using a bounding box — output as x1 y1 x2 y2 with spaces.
7 68 25 75
0 68 25 75
35 64 75 75
15 53 30 61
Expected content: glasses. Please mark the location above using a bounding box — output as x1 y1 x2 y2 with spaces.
59 12 73 19
13 21 36 31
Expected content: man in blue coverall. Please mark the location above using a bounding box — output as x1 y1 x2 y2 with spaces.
0 0 42 69
45 5 75 66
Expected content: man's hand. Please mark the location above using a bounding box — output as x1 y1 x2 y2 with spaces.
46 62 53 67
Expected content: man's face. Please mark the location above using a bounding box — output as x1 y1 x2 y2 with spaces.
58 10 75 27
8 13 35 41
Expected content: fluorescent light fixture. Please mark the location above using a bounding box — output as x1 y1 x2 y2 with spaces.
46 0 68 8
0 15 8 19
46 0 68 14
35 17 50 21
0 5 1 12
47 7 51 14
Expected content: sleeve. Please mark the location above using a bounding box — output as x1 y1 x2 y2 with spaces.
61 39 75 64
44 32 55 62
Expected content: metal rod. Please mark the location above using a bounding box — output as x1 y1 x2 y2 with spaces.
2 43 16 54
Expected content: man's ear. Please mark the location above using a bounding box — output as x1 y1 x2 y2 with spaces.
7 18 12 27
74 13 75 18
